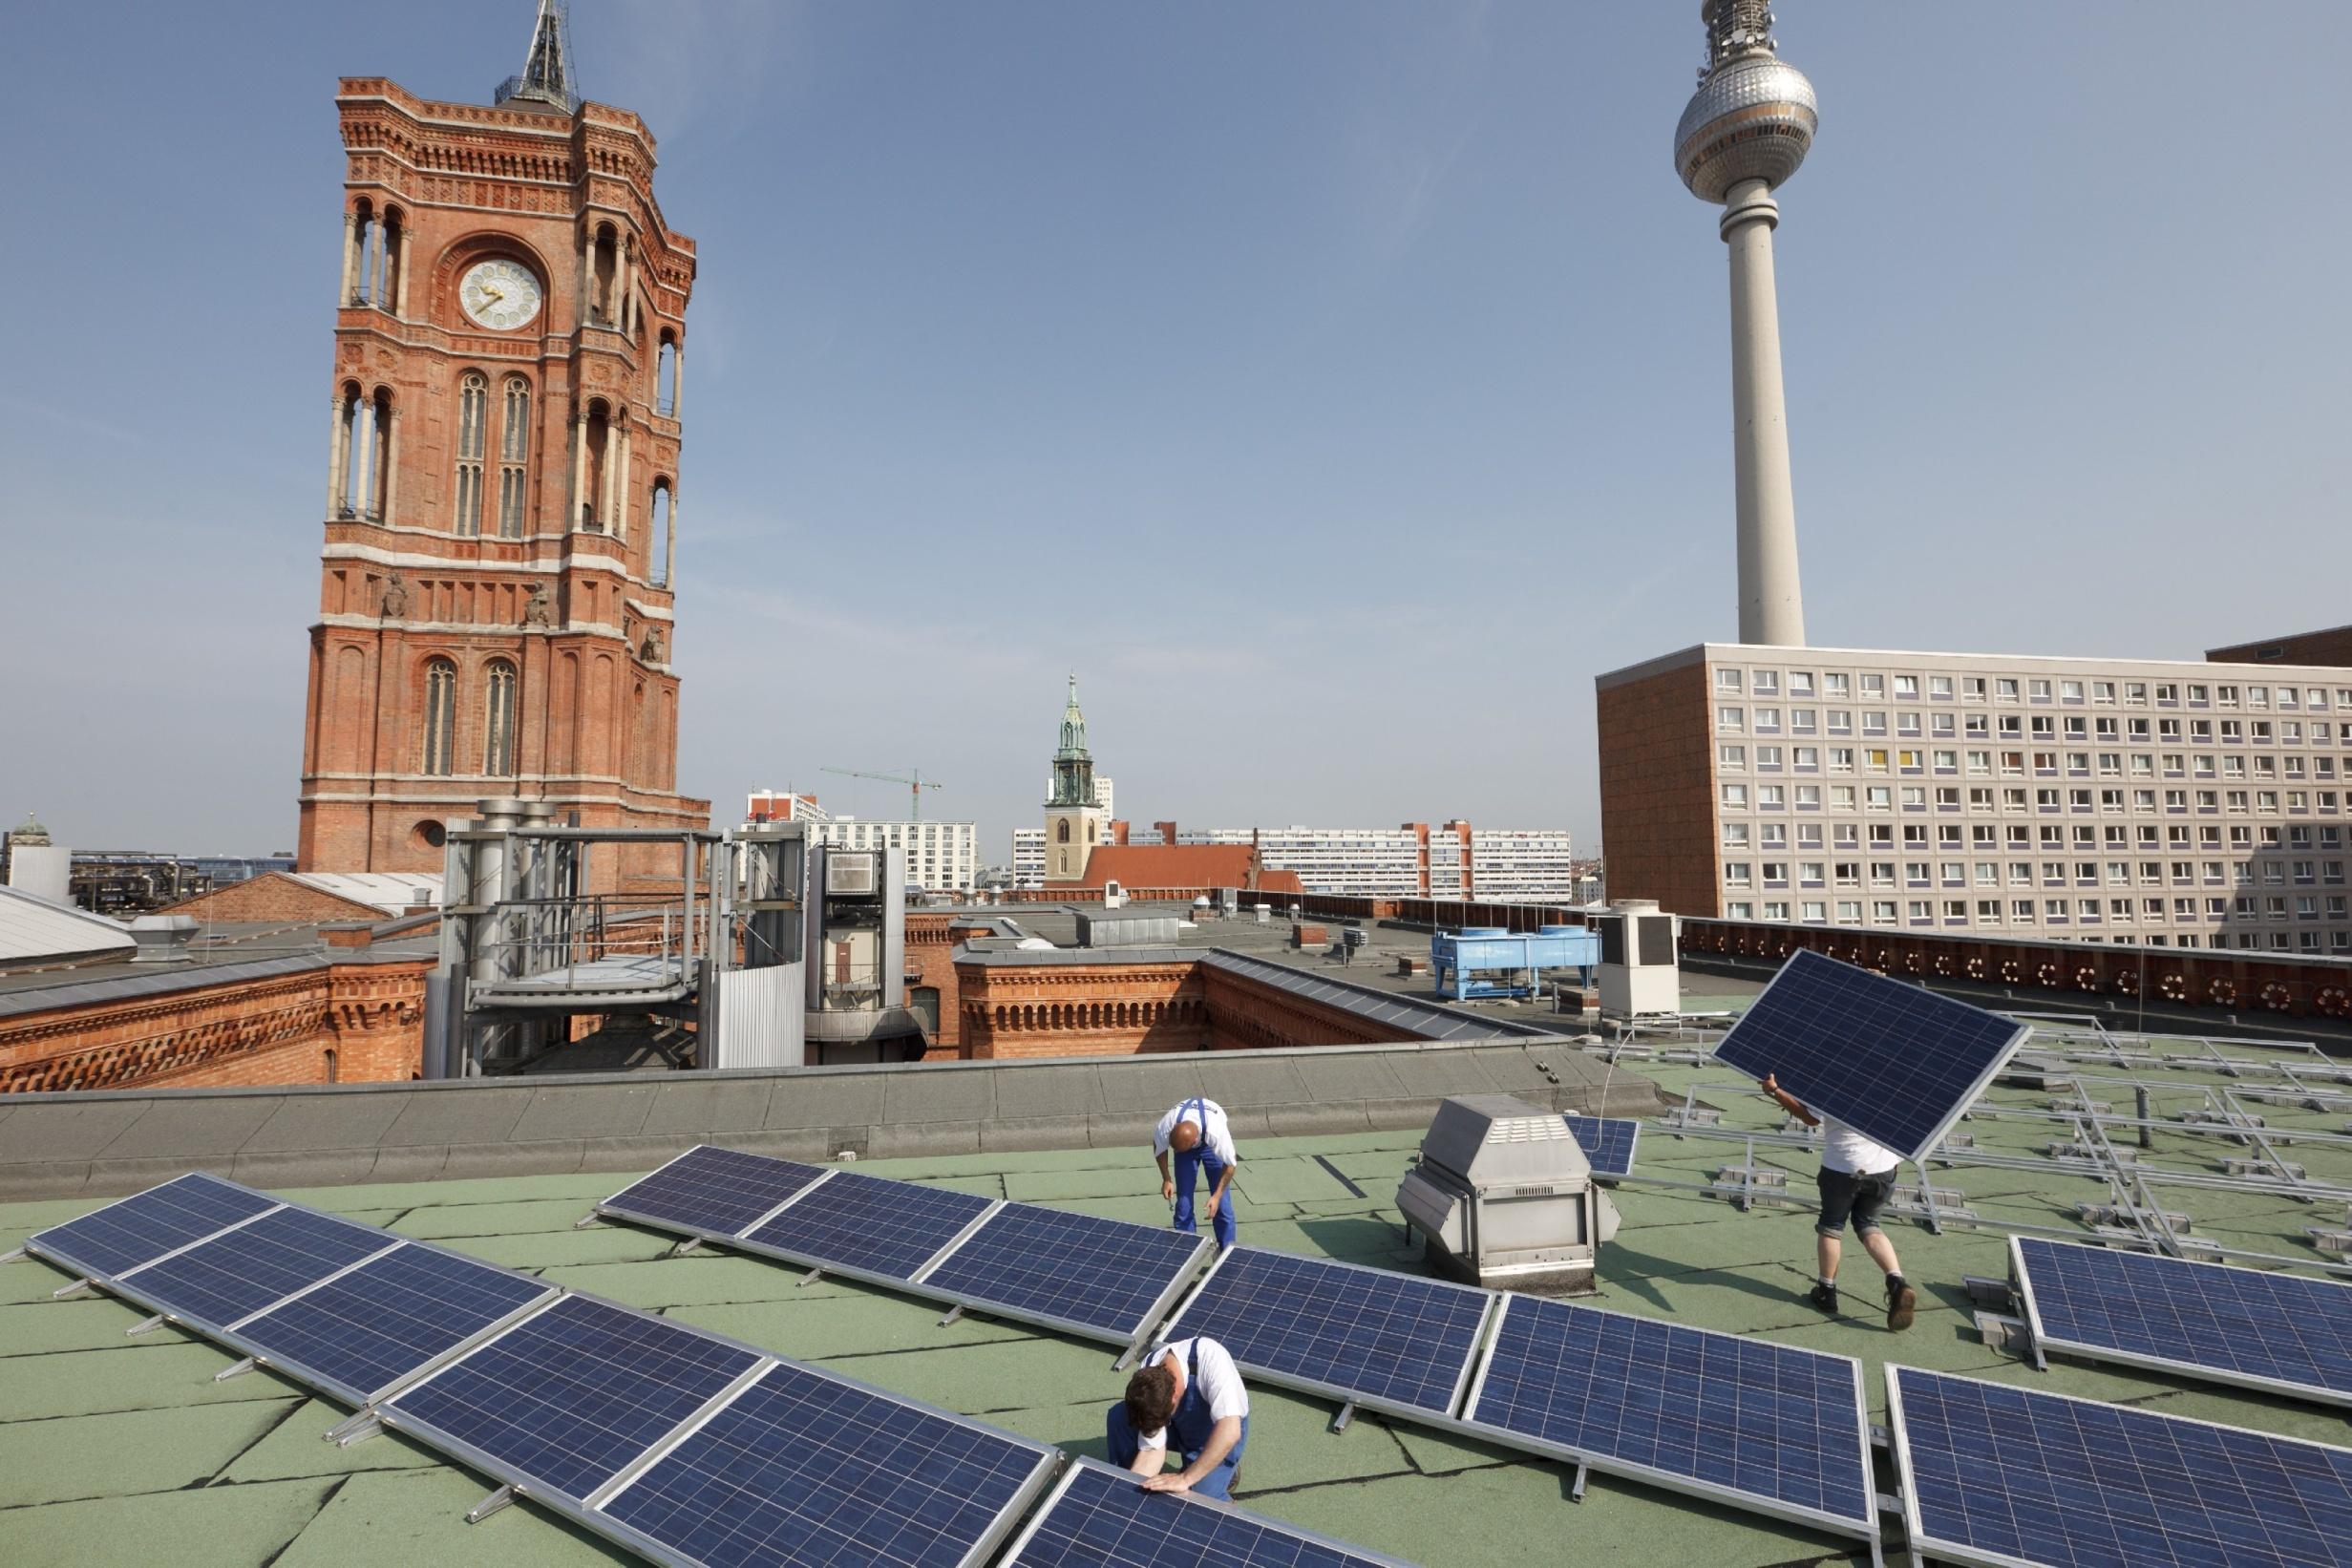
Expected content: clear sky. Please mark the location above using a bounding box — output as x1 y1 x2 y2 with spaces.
4 2 2346 862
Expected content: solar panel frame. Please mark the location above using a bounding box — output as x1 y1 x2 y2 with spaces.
1560 1112 1642 1178
2010 1234 2352 1412
999 1456 1418 1568
24 1173 283 1282
102 1207 403 1335
1710 948 2032 1163
912 1202 1214 1350
1886 1362 2352 1568
593 1144 833 1240
1452 1293 1878 1540
1155 1244 1498 1425
736 1171 1004 1290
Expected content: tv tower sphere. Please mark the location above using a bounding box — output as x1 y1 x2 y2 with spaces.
1673 48 1817 203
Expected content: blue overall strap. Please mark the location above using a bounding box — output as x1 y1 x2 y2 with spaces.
1188 1338 1200 1385
1181 1096 1208 1145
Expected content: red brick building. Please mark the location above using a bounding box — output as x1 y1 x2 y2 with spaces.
298 25 707 879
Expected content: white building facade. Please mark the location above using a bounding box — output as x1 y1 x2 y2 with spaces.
745 793 976 894
1172 824 1578 901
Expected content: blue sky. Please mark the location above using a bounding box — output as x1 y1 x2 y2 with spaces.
3 2 2346 861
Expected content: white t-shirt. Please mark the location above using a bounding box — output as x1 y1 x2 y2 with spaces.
1153 1098 1238 1165
1816 1113 1901 1176
1134 1336 1249 1451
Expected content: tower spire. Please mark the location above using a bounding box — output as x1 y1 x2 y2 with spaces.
495 0 580 114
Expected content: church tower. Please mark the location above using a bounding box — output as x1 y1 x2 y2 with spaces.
297 1 709 876
1042 674 1108 882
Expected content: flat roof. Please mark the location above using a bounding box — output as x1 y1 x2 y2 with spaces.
6 1004 2345 1567
1597 640 2352 690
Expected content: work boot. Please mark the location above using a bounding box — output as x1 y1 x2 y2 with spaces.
1807 1282 1838 1314
1886 1275 1917 1331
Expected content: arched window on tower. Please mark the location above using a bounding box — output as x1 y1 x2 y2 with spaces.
498 375 531 538
332 381 363 519
583 401 611 531
345 201 376 307
592 224 619 325
656 332 679 416
421 658 457 776
648 478 672 586
482 660 519 776
1056 820 1071 844
378 208 403 313
365 389 392 521
454 372 486 537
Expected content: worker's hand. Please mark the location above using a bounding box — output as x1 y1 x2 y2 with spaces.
1203 1192 1219 1218
1139 1472 1192 1494
1161 1176 1176 1202
1761 1072 1780 1095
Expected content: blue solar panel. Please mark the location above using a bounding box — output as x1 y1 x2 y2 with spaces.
2015 1237 2352 1409
236 1242 552 1402
1711 949 2028 1162
1160 1247 1492 1417
742 1172 993 1282
389 1295 759 1501
1005 1457 1408 1567
601 1146 829 1239
1464 1294 1874 1531
118 1206 392 1328
1561 1113 1642 1178
919 1202 1208 1344
1891 1364 2352 1568
29 1174 278 1279
603 1359 1053 1568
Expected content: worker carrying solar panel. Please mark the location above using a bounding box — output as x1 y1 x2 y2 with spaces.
1153 1095 1240 1250
1106 1333 1251 1500
1759 1072 1918 1332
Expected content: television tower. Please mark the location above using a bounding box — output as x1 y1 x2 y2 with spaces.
1675 1 1816 646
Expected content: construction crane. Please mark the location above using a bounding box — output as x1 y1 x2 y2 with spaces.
822 767 944 821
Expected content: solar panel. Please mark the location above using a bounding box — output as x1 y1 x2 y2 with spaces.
2012 1236 2352 1410
917 1202 1210 1346
117 1206 393 1329
1710 948 2029 1162
598 1145 829 1239
1158 1246 1494 1419
234 1242 554 1403
1889 1364 2352 1568
1461 1294 1875 1535
387 1295 760 1501
1561 1113 1642 1178
1003 1457 1412 1568
600 1358 1057 1568
741 1171 995 1282
27 1174 279 1280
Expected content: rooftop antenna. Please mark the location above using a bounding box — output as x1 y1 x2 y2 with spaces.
495 0 581 114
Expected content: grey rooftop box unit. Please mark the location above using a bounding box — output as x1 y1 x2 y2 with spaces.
1592 900 1680 1019
1074 913 1180 948
1396 1094 1620 1294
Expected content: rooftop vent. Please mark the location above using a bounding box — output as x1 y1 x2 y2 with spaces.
126 915 199 964
1397 1093 1620 1294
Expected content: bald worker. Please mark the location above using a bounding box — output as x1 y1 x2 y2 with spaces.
1154 1095 1239 1250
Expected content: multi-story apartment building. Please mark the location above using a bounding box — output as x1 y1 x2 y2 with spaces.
1010 827 1045 889
1167 824 1578 901
745 792 975 894
1599 645 2352 954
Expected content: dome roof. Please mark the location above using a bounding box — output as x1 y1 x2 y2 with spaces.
1674 53 1817 203
7 812 51 845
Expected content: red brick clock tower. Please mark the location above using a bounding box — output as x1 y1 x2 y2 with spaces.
297 2 709 878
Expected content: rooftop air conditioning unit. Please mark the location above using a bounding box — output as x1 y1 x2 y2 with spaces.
825 852 878 896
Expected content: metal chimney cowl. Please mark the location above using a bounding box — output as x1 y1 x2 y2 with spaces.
1396 1093 1620 1294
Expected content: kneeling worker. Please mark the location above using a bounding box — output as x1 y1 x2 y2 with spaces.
1107 1334 1250 1499
1154 1095 1240 1249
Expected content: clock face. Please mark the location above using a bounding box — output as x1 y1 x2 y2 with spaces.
458 259 542 331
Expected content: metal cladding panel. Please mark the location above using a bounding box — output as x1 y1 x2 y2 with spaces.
28 1174 278 1280
602 1359 1055 1568
1163 1247 1491 1417
1465 1295 1873 1533
1710 949 2030 1163
120 1207 391 1329
1889 1365 2352 1568
742 1171 992 1282
2014 1237 2352 1408
920 1202 1206 1344
388 1295 759 1501
708 962 806 1071
1005 1457 1412 1567
600 1146 828 1239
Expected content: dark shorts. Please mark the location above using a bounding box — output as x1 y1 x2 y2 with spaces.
1816 1167 1896 1240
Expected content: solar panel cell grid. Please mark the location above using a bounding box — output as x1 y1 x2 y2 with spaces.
389 1295 759 1501
601 1146 829 1239
30 1174 279 1279
1165 1247 1491 1416
1006 1459 1404 1568
236 1243 552 1401
1560 1114 1641 1178
2015 1237 2352 1407
120 1206 391 1328
1892 1364 2352 1568
1467 1295 1874 1529
742 1172 994 1282
919 1203 1206 1342
604 1359 1051 1568
1710 949 2028 1162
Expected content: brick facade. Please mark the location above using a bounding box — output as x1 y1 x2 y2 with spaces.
1594 653 1722 915
298 76 708 883
2207 625 2352 669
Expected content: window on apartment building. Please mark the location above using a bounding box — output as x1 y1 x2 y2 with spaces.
1753 670 1780 695
1717 668 1744 691
1717 706 1745 732
1825 673 1850 696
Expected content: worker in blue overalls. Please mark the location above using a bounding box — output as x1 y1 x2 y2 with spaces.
1153 1095 1239 1250
1106 1333 1251 1499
